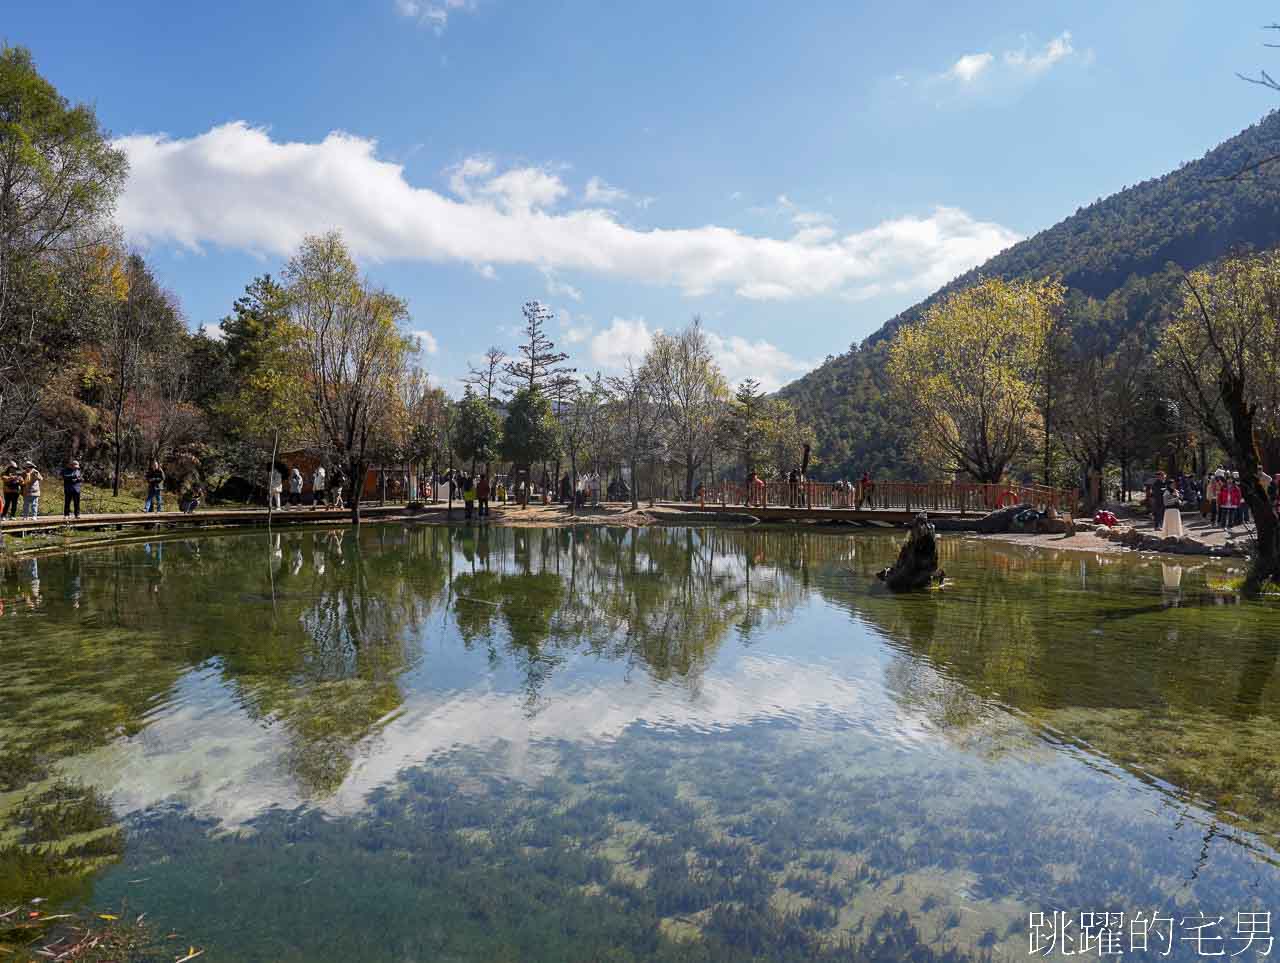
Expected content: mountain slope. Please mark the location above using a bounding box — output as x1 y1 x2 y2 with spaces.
781 110 1280 479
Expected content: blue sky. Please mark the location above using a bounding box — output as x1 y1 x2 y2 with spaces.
9 1 1280 392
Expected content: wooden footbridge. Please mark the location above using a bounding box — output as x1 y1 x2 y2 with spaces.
675 479 1079 526
0 504 420 540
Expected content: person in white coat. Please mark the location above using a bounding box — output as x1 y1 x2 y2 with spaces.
268 467 283 511
1160 481 1185 538
312 465 327 509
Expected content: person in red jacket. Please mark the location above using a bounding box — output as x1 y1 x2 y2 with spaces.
1223 473 1243 530
476 473 491 518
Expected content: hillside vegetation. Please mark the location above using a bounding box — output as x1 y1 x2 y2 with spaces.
782 110 1280 480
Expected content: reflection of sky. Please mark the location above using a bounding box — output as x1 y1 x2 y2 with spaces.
67 596 959 825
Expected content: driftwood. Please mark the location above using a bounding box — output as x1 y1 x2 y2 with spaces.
876 512 940 591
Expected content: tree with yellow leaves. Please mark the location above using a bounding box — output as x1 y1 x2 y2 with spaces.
887 277 1065 484
1161 251 1280 589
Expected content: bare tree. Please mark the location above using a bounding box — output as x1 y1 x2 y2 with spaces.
559 377 605 515
1058 340 1143 509
605 360 664 510
463 346 507 401
102 253 174 494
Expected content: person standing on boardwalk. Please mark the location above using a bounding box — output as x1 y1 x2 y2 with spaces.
268 465 283 511
21 461 41 518
1206 470 1222 526
61 459 83 519
476 473 490 518
312 464 326 509
144 460 166 513
858 471 874 510
331 467 346 509
288 466 303 507
2 462 21 519
462 474 476 520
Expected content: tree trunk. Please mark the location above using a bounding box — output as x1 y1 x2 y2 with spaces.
1221 377 1280 589
570 454 578 517
349 457 363 526
684 454 695 502
112 402 123 497
629 458 639 510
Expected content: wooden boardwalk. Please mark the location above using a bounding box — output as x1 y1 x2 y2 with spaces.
0 503 422 538
698 479 1077 519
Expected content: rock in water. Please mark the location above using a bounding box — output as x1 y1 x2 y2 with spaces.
877 512 940 592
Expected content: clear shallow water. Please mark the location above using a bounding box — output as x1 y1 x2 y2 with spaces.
1 525 1279 960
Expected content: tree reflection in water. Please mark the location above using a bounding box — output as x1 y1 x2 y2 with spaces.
2 525 1279 961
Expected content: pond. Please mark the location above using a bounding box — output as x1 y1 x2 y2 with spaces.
1 524 1279 961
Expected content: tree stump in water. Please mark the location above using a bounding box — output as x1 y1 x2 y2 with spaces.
876 512 940 592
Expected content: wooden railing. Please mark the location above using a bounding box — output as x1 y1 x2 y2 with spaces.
700 480 1078 516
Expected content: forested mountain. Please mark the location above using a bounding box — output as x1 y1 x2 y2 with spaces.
781 110 1280 480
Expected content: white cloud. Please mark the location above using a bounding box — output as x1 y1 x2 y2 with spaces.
583 176 629 205
395 0 477 33
541 267 582 301
936 31 1078 87
115 122 1018 302
557 309 593 344
565 316 808 392
447 154 495 198
590 317 655 368
198 323 224 341
704 332 813 392
412 329 439 355
1005 31 1074 74
947 52 994 84
479 167 568 212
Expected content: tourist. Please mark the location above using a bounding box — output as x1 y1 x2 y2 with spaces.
1146 471 1167 530
462 474 476 520
496 478 507 504
268 465 283 511
331 468 346 510
61 459 83 519
21 460 41 518
1206 469 1223 526
180 483 202 513
143 460 165 513
1223 473 1242 531
288 466 303 507
2 461 21 519
476 472 490 518
312 464 326 509
1160 481 1184 538
787 467 800 507
858 471 875 510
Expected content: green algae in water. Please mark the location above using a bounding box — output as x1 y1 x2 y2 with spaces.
0 525 1278 960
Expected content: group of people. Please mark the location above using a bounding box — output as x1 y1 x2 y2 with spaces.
1202 466 1279 529
267 464 345 511
558 472 604 507
450 471 494 519
1147 466 1280 536
740 470 876 510
2 461 45 519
